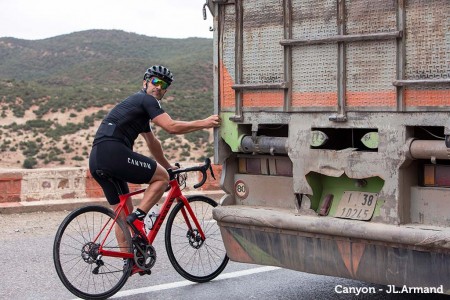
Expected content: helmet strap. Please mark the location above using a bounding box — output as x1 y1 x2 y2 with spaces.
143 80 149 93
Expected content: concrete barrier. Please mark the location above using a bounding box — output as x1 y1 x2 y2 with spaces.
0 164 223 214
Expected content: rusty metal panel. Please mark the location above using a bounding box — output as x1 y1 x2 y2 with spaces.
291 0 337 39
222 4 236 79
346 40 397 107
405 0 449 81
220 4 236 109
345 0 397 108
291 44 338 107
242 0 284 85
404 0 450 107
291 0 338 108
234 174 297 210
217 223 450 292
345 0 397 35
410 186 450 226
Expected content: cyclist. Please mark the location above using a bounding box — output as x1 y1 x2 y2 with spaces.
89 65 220 242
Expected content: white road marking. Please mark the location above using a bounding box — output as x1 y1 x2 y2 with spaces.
105 266 281 298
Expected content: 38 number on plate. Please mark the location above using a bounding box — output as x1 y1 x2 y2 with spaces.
335 191 378 221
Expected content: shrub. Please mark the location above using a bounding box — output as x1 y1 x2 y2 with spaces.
23 157 37 169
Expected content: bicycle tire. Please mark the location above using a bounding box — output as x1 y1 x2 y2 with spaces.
165 195 229 282
53 205 133 300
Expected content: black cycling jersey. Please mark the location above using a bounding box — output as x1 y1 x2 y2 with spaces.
89 90 164 204
93 90 165 148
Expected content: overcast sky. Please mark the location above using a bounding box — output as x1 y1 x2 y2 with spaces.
0 0 214 40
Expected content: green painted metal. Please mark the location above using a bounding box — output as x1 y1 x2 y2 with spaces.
306 172 385 217
310 130 329 147
234 232 281 266
220 112 247 152
223 225 450 294
361 132 379 149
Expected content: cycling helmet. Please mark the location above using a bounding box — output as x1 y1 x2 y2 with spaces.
143 65 174 84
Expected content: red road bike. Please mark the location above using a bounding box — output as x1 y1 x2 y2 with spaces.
53 158 229 299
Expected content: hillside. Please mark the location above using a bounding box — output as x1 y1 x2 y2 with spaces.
0 30 215 169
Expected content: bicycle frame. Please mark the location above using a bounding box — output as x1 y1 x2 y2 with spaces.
96 178 206 262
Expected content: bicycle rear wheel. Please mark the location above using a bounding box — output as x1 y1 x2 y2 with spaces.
165 195 229 282
53 205 133 300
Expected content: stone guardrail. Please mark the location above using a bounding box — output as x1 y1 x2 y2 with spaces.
0 164 222 205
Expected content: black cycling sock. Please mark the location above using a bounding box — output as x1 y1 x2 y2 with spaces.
134 208 146 220
126 208 146 236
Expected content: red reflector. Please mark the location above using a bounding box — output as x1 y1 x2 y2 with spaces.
423 165 450 187
319 194 333 216
435 165 450 186
423 165 435 186
246 158 261 174
275 159 293 176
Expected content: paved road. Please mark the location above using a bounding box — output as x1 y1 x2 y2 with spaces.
0 210 447 300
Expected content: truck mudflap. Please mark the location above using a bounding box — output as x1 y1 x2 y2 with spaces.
213 206 450 294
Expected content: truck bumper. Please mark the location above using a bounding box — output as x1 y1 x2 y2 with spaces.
213 206 450 294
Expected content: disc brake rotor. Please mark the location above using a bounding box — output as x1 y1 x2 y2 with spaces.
81 242 99 264
187 229 204 249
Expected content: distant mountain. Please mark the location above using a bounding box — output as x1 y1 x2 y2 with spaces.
0 29 213 90
0 30 215 169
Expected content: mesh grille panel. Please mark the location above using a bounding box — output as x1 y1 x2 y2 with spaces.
346 41 397 107
222 4 236 81
292 44 338 107
346 0 397 35
405 0 450 80
242 0 284 84
404 0 450 106
220 5 236 108
292 0 337 39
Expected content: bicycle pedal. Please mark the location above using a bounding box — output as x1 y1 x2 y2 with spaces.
139 270 151 276
130 267 151 277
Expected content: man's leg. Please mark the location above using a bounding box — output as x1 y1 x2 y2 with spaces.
114 199 134 252
126 163 169 232
136 163 169 213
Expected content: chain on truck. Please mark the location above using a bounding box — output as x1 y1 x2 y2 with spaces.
202 0 450 294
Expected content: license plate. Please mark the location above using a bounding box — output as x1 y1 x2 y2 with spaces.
335 191 378 221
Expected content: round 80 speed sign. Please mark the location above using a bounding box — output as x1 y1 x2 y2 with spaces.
234 180 249 199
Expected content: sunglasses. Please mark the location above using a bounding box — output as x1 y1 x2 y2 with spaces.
150 77 169 90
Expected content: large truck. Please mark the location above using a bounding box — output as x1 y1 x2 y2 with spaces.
204 0 450 293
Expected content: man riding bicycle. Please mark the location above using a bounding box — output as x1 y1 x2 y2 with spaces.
89 65 221 239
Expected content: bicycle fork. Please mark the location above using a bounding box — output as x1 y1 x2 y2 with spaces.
178 197 206 245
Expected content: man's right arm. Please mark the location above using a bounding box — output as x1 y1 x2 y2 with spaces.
152 113 220 134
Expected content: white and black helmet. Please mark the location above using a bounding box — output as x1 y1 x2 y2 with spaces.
143 65 174 84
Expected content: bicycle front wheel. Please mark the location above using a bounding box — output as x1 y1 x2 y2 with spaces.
165 195 229 282
53 205 133 300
